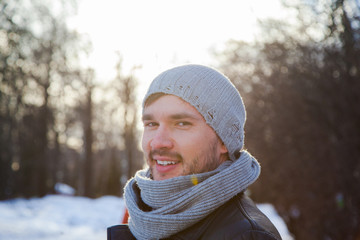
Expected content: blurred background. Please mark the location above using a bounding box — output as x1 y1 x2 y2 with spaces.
0 0 359 239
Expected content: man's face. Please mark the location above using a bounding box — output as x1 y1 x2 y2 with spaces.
142 94 228 181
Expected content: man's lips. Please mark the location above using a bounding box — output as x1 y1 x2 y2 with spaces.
150 149 182 167
150 149 182 162
152 156 179 166
155 159 177 166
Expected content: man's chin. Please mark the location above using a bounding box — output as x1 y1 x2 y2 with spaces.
151 170 179 181
152 173 173 181
149 162 182 180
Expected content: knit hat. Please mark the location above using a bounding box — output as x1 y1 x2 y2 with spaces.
143 64 246 161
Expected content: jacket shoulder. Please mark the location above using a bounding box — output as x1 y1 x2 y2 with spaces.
107 224 136 240
214 193 282 239
170 193 282 240
235 194 282 239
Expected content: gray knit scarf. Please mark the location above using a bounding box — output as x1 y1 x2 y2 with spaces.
124 150 260 240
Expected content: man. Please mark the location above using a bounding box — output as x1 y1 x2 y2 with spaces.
108 64 282 240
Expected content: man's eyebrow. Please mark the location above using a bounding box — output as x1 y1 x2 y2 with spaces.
142 114 154 121
142 112 201 121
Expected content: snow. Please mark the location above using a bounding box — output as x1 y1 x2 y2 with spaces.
0 195 293 240
54 183 76 196
257 204 294 240
0 195 124 240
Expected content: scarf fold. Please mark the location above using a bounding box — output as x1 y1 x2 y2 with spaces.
124 150 260 240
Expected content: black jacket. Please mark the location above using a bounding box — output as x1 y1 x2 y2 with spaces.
107 192 282 240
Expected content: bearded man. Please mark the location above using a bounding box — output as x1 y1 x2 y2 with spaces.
108 64 282 240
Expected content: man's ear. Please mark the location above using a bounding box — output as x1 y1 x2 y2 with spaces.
219 140 229 162
218 137 228 154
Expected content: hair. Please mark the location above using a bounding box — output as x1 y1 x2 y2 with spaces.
143 93 166 108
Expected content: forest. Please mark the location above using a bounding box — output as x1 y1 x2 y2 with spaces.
1 0 359 239
0 0 144 198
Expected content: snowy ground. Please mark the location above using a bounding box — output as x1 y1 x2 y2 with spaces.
0 195 293 240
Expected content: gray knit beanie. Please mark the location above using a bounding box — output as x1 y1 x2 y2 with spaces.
143 64 246 161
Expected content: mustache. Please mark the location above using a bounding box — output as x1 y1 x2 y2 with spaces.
150 149 183 160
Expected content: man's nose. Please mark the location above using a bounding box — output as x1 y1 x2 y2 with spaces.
150 126 173 149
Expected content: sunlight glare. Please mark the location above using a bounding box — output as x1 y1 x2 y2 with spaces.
68 0 286 94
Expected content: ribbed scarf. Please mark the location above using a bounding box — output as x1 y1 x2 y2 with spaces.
124 150 260 240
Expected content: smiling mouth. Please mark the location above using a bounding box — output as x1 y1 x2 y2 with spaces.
150 149 182 166
156 160 177 166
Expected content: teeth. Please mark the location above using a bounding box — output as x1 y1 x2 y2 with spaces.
156 160 176 166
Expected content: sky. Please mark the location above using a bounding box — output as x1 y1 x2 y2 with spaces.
68 0 287 96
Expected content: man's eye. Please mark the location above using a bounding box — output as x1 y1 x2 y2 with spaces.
144 122 157 127
177 121 191 127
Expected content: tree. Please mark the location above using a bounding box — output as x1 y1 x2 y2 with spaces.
0 0 32 199
81 69 95 197
92 57 143 196
112 56 144 192
0 0 88 198
217 0 360 239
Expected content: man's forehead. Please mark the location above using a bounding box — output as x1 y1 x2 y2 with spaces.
142 94 203 120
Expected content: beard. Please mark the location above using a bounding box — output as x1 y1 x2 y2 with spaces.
148 136 223 179
183 137 223 175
